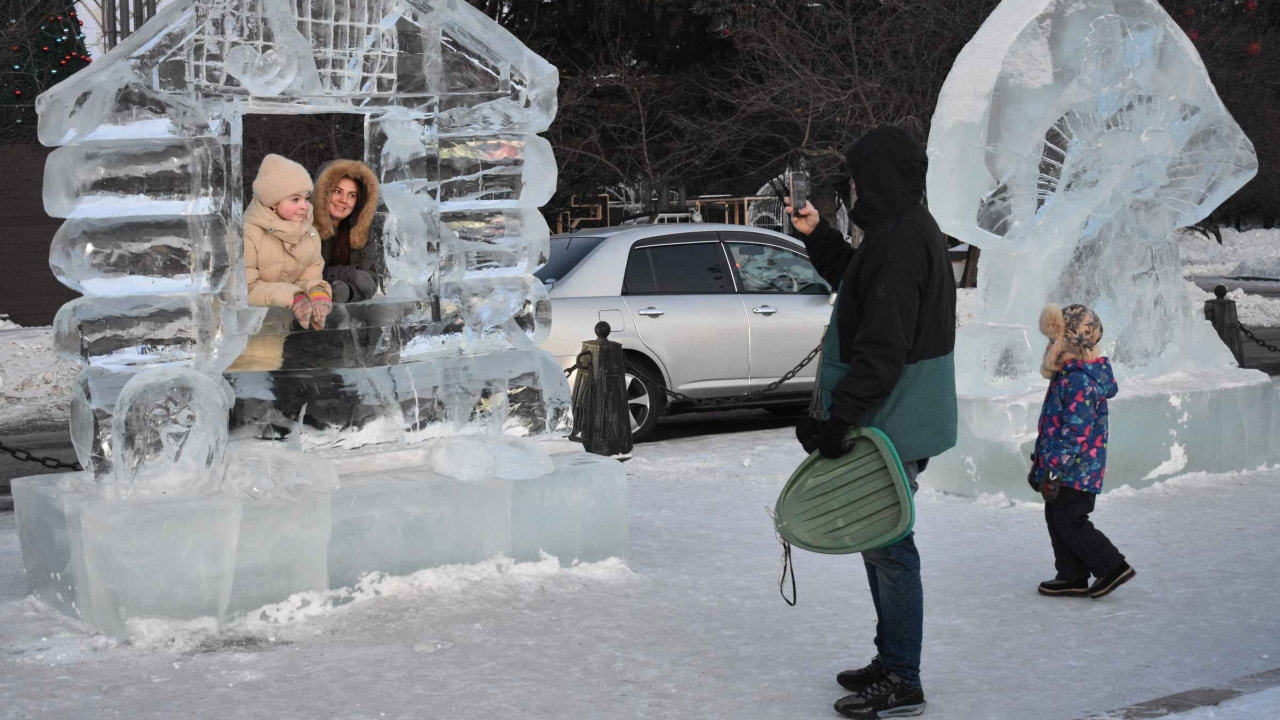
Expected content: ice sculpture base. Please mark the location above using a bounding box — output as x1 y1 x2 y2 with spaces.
13 448 627 638
924 369 1280 498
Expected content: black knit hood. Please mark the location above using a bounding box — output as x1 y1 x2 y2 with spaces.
845 126 928 232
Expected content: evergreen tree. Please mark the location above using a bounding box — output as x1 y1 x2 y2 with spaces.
0 2 92 141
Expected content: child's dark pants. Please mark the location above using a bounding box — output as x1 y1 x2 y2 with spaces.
1045 486 1125 581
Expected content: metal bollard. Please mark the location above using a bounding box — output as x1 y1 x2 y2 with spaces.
1204 284 1245 366
568 322 633 456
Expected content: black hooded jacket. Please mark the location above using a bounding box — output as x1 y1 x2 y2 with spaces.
797 126 957 461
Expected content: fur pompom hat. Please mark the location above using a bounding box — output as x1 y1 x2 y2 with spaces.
1039 303 1103 378
252 154 313 208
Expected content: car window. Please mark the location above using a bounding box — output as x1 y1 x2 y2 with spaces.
726 242 830 295
535 235 610 284
623 242 731 294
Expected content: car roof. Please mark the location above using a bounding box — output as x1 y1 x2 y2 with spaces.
551 223 802 246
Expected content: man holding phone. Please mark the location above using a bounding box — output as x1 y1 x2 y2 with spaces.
787 125 957 719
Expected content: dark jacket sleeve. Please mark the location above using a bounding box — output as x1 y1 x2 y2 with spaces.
828 228 925 424
795 219 854 289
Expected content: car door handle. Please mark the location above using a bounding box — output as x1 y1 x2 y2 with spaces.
637 307 665 317
752 305 778 316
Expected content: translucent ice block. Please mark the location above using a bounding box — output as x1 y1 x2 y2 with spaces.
50 214 231 296
228 494 332 615
511 451 629 565
441 206 551 278
54 294 249 371
436 135 557 210
327 470 511 588
11 476 92 620
79 494 242 637
44 137 231 219
923 368 1280 498
227 346 572 451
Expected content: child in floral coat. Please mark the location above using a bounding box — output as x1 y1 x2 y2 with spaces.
1029 303 1135 599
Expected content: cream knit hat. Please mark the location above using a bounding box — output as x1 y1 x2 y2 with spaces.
252 154 313 208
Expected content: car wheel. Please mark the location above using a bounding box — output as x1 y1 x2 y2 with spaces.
623 361 663 441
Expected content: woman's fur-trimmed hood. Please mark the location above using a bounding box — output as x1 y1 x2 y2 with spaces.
313 159 379 250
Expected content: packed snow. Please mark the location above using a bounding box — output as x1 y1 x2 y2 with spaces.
1179 227 1280 280
3 423 1279 719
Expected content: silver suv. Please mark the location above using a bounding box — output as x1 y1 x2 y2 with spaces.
537 224 833 440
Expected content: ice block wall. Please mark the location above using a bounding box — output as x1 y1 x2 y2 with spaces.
37 0 571 474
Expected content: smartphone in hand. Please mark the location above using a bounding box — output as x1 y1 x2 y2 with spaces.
789 171 810 214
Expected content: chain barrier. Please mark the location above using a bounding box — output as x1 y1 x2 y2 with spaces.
1238 323 1280 354
0 439 83 471
636 343 824 408
563 350 592 377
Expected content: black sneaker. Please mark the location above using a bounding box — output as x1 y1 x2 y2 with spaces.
834 670 926 719
837 656 885 692
1089 562 1135 599
1038 578 1090 597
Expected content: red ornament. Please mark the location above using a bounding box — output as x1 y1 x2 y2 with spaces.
9 46 17 53
68 9 75 16
1190 29 1200 41
1184 6 1195 18
1245 0 1258 11
1248 41 1262 55
13 90 21 97
41 46 49 52
60 60 66 66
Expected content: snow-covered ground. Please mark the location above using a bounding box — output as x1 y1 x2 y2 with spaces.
1178 227 1280 280
2 426 1279 719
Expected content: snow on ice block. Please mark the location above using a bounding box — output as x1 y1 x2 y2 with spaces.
511 452 629 565
924 368 1280 499
79 494 242 638
12 476 91 620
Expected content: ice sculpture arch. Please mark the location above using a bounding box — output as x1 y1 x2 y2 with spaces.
38 0 571 477
927 0 1257 385
920 0 1279 498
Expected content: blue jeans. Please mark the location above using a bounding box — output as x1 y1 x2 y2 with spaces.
861 460 922 688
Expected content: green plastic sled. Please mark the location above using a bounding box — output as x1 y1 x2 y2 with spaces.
774 427 915 554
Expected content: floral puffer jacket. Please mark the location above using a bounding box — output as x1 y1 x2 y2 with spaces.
1029 358 1119 494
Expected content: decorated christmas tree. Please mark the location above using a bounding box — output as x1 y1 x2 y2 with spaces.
0 2 91 141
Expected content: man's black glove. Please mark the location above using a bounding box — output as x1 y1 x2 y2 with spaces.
795 416 821 454
1026 453 1038 492
817 418 853 459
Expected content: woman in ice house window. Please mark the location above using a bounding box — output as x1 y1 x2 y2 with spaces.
244 153 333 330
312 159 381 304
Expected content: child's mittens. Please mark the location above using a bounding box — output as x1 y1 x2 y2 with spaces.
1026 453 1038 491
309 288 333 330
291 292 313 329
1040 472 1061 502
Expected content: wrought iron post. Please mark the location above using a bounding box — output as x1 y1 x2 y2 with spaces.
1204 284 1245 366
569 322 633 457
